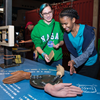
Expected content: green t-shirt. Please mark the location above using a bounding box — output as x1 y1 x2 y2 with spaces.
31 19 64 61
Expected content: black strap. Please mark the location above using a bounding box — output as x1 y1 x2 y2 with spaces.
36 22 55 61
42 22 55 50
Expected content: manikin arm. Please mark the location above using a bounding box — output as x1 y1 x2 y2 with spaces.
3 70 83 98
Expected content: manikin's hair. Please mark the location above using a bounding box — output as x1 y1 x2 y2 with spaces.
59 8 79 19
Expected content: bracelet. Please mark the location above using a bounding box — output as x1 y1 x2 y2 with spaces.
41 52 46 58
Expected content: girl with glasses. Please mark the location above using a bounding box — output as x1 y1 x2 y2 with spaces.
31 3 64 67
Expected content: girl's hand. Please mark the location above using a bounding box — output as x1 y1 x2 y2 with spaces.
44 54 50 63
53 43 60 49
68 60 76 75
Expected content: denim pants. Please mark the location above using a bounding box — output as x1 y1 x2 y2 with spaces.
37 58 62 67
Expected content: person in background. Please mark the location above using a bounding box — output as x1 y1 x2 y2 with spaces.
19 22 37 60
19 22 34 43
59 8 100 79
31 3 64 67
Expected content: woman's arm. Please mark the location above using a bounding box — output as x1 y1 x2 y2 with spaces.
19 39 32 43
36 47 50 62
70 36 95 68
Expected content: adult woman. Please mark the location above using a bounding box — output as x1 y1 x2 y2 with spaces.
59 8 99 78
31 3 64 67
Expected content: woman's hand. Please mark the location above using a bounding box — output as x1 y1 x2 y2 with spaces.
68 60 76 75
53 41 64 49
44 54 50 63
19 40 25 43
53 43 60 49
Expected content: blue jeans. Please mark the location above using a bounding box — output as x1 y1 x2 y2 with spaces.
37 58 62 67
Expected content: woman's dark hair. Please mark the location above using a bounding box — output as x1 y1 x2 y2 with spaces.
59 8 79 19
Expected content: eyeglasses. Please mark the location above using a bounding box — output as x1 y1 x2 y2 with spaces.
42 10 53 16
